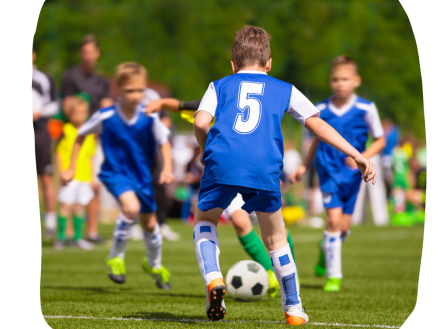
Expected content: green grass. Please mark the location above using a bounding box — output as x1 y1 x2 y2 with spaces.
41 222 423 328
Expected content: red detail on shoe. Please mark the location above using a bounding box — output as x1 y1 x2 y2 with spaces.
284 313 306 325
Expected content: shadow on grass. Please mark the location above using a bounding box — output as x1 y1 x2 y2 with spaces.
122 311 207 323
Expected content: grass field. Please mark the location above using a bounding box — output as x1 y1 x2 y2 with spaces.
41 221 423 328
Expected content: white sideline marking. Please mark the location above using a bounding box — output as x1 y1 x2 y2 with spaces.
44 315 400 328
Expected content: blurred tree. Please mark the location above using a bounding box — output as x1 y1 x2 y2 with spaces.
33 0 424 139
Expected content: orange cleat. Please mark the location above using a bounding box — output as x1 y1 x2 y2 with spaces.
284 307 309 325
206 278 226 322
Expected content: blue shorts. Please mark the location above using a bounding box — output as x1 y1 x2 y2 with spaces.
198 178 281 214
322 176 362 215
99 173 157 214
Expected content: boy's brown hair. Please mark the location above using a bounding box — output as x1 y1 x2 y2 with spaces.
114 62 147 87
80 34 99 49
232 25 271 70
331 55 358 73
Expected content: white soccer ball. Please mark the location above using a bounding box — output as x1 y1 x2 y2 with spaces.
225 260 268 302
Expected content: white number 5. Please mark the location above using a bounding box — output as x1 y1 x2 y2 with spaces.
233 81 265 134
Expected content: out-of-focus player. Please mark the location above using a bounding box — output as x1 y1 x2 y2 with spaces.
61 63 174 289
191 26 376 324
55 96 96 250
291 55 385 292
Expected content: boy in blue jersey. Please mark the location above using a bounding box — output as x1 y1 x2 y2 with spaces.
61 63 174 289
193 26 377 324
291 55 385 293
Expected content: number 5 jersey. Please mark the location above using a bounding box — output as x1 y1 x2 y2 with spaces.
196 70 320 192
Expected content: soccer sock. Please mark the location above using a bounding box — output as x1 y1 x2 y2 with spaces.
238 229 273 272
270 245 302 312
286 228 296 262
57 215 67 242
45 212 57 231
109 213 135 259
73 215 85 241
193 222 222 286
143 223 162 269
323 231 343 279
341 229 351 243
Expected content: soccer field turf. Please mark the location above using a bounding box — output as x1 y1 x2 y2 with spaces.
41 222 423 328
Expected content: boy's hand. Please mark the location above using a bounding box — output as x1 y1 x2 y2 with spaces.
345 157 358 169
159 169 174 184
145 99 163 114
290 165 307 184
353 154 377 184
60 168 75 186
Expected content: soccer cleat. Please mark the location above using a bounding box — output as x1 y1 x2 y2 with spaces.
284 307 309 325
267 270 281 298
106 256 126 284
71 239 94 250
53 240 65 250
205 278 226 322
315 239 326 277
141 258 172 289
323 278 342 292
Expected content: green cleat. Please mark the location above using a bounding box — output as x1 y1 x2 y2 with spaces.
267 270 281 297
315 239 326 277
141 258 172 290
323 278 342 292
106 256 126 284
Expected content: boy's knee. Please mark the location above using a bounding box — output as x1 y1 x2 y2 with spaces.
122 205 140 220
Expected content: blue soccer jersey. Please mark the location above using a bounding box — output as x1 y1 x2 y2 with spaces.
315 95 384 194
196 70 320 192
77 103 169 211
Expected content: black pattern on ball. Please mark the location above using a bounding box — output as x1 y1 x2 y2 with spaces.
231 276 243 289
251 283 264 295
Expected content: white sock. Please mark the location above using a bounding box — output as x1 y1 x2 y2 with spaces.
193 222 222 286
341 229 351 243
143 223 162 269
109 213 135 259
270 245 302 312
323 231 342 279
44 212 57 230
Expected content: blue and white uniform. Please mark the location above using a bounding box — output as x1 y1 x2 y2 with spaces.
315 95 383 214
78 103 170 213
195 70 320 213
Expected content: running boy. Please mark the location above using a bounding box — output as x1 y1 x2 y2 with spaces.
192 26 376 324
291 55 385 293
55 96 96 250
61 63 174 289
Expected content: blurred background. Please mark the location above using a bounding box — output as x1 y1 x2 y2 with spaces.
33 0 425 245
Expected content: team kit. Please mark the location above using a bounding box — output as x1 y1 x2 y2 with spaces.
61 26 381 325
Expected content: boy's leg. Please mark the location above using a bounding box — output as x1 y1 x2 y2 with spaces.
140 212 171 289
285 228 296 261
72 204 94 250
257 209 308 325
41 173 57 238
106 191 140 284
340 214 352 243
55 203 70 249
194 206 226 322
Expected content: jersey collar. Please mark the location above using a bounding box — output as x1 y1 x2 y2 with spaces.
237 70 267 75
115 102 143 126
328 94 357 117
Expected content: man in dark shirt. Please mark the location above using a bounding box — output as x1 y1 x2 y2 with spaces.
61 35 113 243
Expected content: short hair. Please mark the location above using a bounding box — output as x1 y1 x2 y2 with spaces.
68 96 89 118
232 25 271 70
114 62 147 87
80 34 99 49
331 55 357 72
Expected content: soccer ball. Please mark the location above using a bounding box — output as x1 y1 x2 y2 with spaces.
225 260 268 302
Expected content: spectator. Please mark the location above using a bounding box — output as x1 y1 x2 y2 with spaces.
61 35 113 243
33 49 59 238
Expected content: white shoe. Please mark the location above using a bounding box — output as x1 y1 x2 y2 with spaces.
205 278 226 322
284 307 309 325
160 223 180 241
75 239 94 250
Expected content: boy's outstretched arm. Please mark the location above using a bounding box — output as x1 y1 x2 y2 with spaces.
345 136 385 168
193 111 214 166
145 98 201 114
159 141 174 184
304 116 377 184
60 135 85 185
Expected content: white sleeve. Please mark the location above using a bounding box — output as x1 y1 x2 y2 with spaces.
32 89 43 113
195 82 218 118
364 103 384 138
142 88 161 105
152 115 170 145
286 86 320 125
41 100 59 117
77 110 105 136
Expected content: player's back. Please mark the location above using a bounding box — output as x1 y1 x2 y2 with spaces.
200 71 318 192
